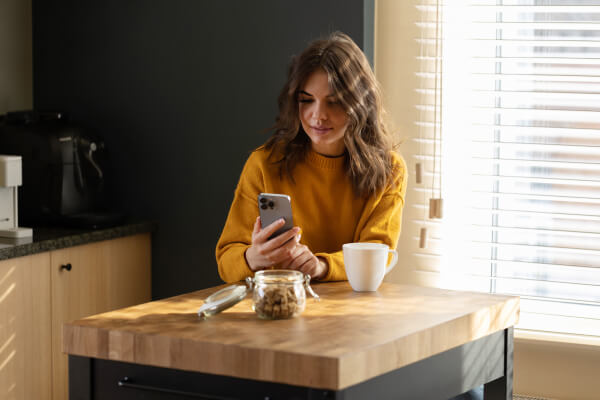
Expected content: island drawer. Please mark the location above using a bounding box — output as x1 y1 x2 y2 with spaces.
71 356 335 400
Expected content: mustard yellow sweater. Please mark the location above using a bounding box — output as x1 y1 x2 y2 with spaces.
215 147 407 283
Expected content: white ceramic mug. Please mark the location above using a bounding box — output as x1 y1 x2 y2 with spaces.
342 243 398 292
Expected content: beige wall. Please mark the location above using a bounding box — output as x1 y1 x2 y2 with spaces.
514 336 600 400
374 0 418 141
0 0 33 114
374 1 600 399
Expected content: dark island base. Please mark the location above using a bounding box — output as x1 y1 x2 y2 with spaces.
69 328 513 400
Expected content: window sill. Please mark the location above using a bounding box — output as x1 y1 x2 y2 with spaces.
515 328 600 349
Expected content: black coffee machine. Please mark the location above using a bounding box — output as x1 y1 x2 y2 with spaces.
0 111 123 228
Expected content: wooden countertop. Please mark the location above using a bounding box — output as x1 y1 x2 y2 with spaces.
63 282 519 390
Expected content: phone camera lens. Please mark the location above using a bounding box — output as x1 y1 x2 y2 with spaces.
268 201 274 208
259 197 267 203
260 204 268 210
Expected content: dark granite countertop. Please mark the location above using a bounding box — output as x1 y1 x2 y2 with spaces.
0 221 157 260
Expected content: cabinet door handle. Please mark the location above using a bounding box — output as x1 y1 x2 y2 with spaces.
118 376 239 399
60 263 72 271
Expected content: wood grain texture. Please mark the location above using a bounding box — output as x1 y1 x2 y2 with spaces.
63 282 519 390
104 233 152 311
0 253 52 400
52 233 151 400
52 238 106 400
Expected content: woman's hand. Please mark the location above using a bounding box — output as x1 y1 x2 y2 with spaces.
245 217 300 272
245 217 329 279
281 244 329 280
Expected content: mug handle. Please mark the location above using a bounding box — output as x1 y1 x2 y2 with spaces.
385 249 398 276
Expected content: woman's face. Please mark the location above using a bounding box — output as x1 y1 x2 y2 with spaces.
298 68 348 156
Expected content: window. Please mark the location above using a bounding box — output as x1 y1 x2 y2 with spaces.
401 0 600 336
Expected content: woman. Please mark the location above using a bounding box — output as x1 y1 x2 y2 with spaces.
215 32 407 283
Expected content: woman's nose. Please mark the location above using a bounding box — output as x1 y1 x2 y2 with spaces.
312 102 327 121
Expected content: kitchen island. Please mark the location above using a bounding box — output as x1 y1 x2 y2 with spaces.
64 282 518 400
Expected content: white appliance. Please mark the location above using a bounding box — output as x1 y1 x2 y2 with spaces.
0 155 32 238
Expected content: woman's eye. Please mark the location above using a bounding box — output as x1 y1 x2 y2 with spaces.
298 99 313 103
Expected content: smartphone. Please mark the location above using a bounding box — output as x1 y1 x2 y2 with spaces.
258 193 294 239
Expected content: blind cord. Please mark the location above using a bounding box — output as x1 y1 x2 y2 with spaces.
429 0 443 220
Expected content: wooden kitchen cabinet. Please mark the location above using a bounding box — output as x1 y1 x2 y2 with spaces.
51 233 151 400
0 253 52 400
0 231 151 400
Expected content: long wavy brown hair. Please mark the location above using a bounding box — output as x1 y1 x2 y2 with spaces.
264 31 396 197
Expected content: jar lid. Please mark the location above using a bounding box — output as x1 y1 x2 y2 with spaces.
197 284 250 318
253 269 304 283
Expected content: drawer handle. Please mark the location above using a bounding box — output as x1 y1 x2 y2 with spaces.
60 263 72 271
118 376 240 400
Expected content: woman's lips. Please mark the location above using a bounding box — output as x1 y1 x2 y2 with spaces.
311 126 332 134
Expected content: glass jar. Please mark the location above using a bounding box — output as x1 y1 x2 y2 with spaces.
198 269 319 319
250 270 313 319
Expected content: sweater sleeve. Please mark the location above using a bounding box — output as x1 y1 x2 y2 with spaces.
316 154 408 281
215 152 265 283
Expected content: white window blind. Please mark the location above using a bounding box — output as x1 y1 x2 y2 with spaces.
406 0 600 337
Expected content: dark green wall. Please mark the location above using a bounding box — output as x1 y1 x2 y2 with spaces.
33 0 374 299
